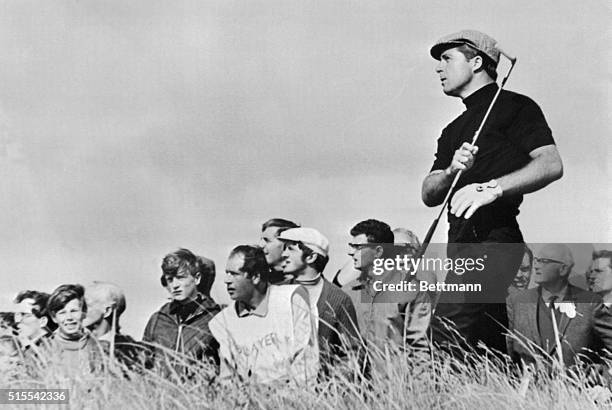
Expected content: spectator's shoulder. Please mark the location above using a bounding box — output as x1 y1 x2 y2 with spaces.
325 279 353 303
198 295 222 315
508 287 538 304
569 285 602 305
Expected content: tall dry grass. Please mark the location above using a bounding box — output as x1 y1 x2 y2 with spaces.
1 333 610 410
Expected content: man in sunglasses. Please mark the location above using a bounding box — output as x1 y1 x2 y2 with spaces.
507 244 612 368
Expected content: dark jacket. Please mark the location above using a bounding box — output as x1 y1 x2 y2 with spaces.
99 332 143 372
142 294 221 372
507 285 612 368
317 280 361 370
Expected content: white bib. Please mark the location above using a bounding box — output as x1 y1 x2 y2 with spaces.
209 285 319 383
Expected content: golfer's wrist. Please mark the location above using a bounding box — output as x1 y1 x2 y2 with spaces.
476 179 503 199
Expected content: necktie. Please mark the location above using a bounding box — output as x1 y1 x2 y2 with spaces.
548 296 561 324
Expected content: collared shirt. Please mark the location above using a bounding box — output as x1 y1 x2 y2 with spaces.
236 286 271 317
541 285 569 307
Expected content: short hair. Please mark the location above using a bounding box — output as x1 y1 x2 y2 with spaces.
350 219 395 245
455 44 498 81
229 245 271 282
261 218 299 235
160 248 199 287
196 256 216 297
593 250 612 268
523 245 534 266
14 290 51 319
0 312 15 332
47 284 86 317
87 282 127 318
297 242 329 273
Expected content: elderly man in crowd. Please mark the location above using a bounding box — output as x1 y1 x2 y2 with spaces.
507 244 612 368
84 281 141 368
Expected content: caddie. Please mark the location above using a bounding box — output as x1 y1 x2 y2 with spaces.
209 245 319 384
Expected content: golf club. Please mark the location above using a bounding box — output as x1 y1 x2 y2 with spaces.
405 46 518 280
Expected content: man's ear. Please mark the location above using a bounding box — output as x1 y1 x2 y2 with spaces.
560 265 571 278
305 252 318 264
103 305 114 319
39 316 48 328
251 273 261 286
194 271 201 285
471 55 483 72
375 245 385 259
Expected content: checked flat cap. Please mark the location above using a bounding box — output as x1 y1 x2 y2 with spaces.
430 29 500 65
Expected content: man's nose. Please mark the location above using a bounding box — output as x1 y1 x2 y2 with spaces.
435 61 443 73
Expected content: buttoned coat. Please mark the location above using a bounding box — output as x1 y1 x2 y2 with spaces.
506 285 612 367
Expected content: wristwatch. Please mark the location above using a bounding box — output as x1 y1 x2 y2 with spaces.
475 179 503 198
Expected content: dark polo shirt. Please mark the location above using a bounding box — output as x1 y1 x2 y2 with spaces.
430 83 555 243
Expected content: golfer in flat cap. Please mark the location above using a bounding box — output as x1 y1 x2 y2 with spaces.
421 30 563 354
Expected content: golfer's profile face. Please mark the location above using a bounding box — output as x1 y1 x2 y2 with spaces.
436 48 474 97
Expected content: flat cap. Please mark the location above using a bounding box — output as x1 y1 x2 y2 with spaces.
278 227 329 258
430 30 500 65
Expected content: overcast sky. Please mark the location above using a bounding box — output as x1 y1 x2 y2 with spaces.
0 0 609 336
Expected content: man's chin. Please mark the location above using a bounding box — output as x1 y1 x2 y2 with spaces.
281 268 296 276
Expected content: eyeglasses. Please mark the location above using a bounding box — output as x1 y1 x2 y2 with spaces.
348 243 376 250
534 257 566 266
